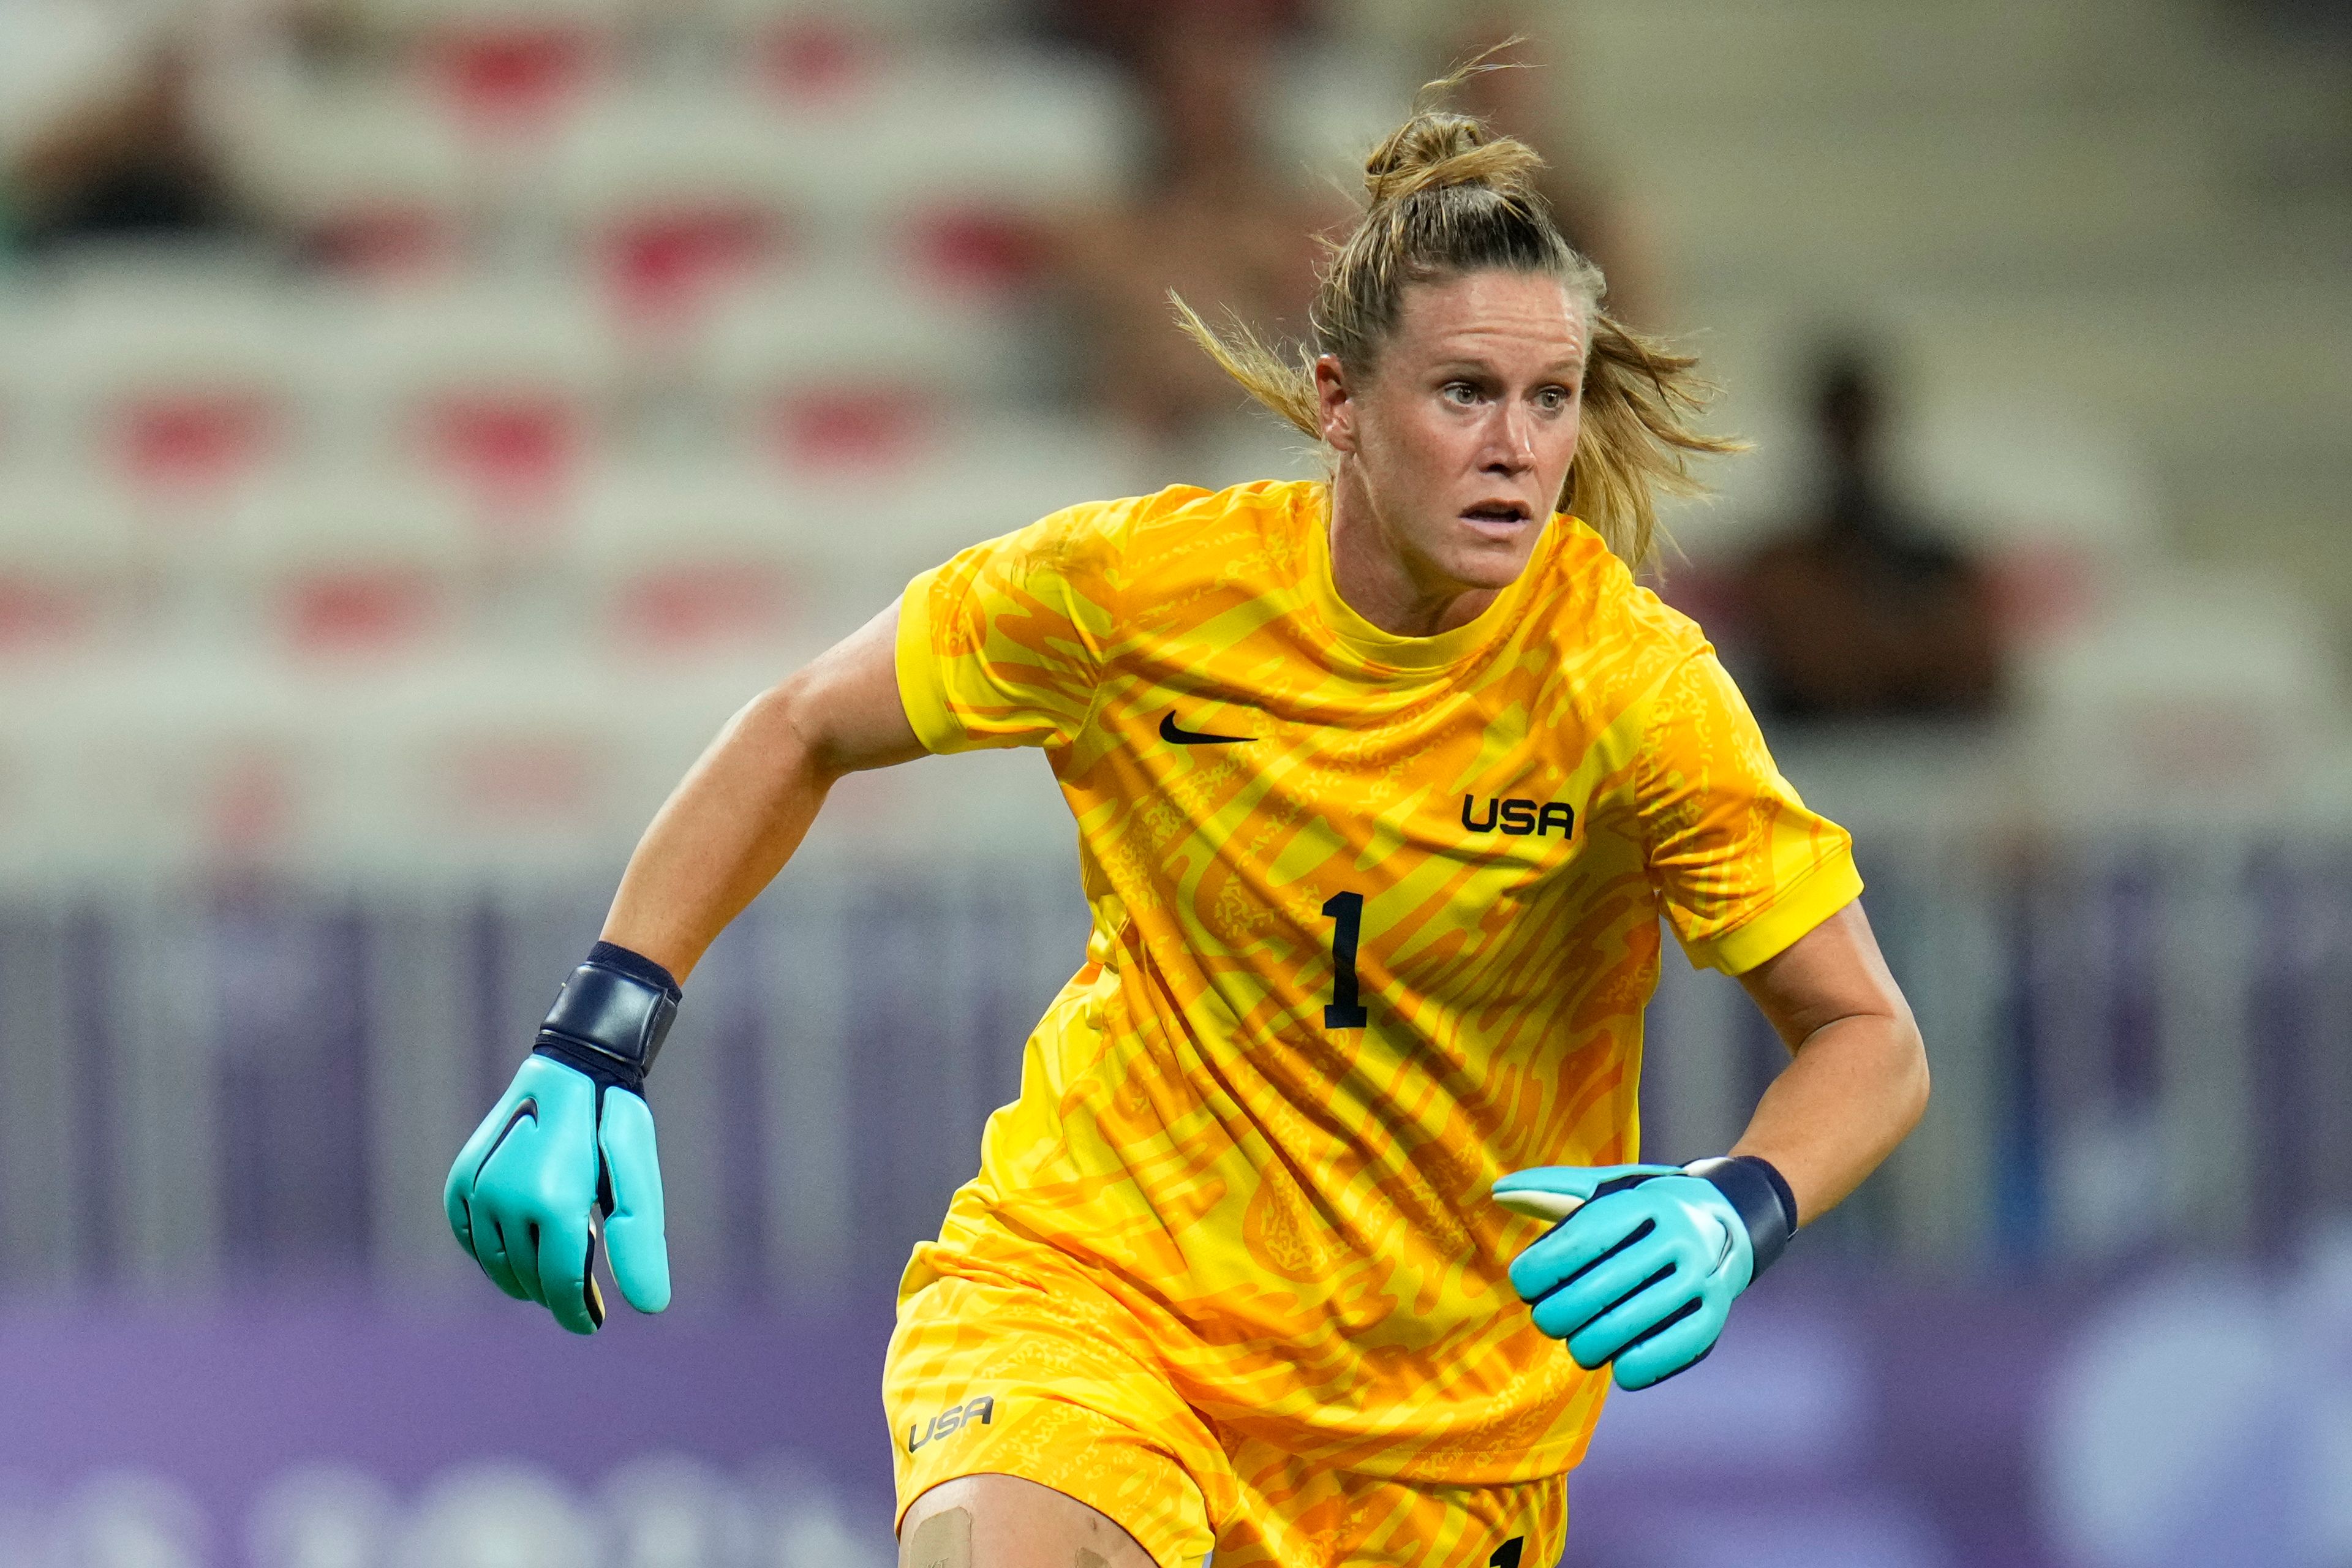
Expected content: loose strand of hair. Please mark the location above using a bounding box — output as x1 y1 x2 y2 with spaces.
1169 293 1321 440
1564 313 1749 572
1362 42 1542 206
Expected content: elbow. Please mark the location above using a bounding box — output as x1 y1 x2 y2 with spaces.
730 677 840 787
1896 1014 1931 1140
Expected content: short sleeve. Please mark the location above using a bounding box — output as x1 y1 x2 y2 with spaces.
1634 650 1863 974
895 502 1125 754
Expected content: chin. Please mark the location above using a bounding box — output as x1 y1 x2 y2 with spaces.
1439 536 1542 592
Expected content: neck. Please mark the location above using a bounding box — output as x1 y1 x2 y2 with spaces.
1326 469 1501 638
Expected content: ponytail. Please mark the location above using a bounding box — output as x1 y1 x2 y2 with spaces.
1176 61 1740 571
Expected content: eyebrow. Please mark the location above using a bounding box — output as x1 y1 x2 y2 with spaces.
1432 356 1587 380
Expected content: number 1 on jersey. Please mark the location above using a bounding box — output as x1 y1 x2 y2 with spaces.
1321 891 1368 1029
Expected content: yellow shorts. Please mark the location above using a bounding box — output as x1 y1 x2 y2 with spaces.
884 1253 1567 1568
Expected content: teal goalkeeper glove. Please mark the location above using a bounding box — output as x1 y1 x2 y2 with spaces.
444 942 679 1334
1492 1156 1798 1390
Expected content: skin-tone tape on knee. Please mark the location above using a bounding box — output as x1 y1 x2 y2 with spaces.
907 1506 973 1568
1076 1553 1109 1568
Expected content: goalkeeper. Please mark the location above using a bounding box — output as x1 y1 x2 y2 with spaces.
446 78 1928 1568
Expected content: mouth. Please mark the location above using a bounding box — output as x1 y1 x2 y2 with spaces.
1458 499 1534 537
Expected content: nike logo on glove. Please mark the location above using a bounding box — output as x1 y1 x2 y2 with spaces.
1160 712 1251 745
475 1097 538 1182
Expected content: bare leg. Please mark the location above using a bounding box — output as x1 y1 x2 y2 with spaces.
900 1473 1167 1568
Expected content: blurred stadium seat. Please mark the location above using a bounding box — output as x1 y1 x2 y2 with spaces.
692 266 1030 465
407 17 616 143
707 0 1028 48
773 417 1155 602
2022 568 2348 819
211 66 475 277
569 420 1155 650
1904 408 2158 649
222 472 480 655
0 300 43 466
838 50 1139 290
0 654 313 874
548 86 802 318
319 278 626 518
10 256 301 497
298 650 764 875
573 460 813 649
344 0 636 35
0 469 144 657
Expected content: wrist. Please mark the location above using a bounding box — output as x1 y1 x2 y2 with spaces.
532 942 682 1096
1683 1154 1797 1281
585 940 680 994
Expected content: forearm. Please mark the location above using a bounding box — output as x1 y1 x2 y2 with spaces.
1728 1011 1928 1225
597 604 924 981
600 682 837 981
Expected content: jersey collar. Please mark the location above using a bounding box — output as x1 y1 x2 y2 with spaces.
1302 481 1559 674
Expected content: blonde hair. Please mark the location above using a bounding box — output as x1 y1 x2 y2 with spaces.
1175 75 1740 571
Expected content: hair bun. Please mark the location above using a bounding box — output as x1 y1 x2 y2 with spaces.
1362 108 1545 208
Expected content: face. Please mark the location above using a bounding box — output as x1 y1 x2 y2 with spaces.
1317 270 1588 603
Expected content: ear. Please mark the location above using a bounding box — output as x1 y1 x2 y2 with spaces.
1314 355 1357 454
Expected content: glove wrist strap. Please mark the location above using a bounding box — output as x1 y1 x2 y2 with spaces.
1684 1155 1797 1280
532 941 682 1096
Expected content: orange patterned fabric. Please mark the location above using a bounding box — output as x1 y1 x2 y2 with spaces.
886 1240 1566 1567
887 480 1860 1509
888 1254 1221 1563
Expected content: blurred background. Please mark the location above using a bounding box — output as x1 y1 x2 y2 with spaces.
0 0 2347 1562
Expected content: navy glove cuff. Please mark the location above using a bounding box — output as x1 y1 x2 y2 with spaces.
1685 1155 1798 1280
584 940 681 997
531 942 682 1097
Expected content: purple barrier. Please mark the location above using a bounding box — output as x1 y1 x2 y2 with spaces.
1569 1272 2079 1568
26 1251 2344 1568
0 1264 2105 1568
0 1290 904 1565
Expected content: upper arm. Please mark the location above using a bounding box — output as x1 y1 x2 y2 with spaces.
1735 900 1913 1051
784 602 929 777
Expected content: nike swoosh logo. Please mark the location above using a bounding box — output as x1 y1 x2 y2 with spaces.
1160 711 1251 745
475 1096 538 1183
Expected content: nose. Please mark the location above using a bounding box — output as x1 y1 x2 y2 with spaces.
1482 402 1536 475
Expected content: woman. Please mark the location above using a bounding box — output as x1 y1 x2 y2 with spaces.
446 91 1929 1568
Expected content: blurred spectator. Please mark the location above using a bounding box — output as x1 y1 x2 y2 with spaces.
1036 0 1320 66
1050 4 1344 447
1731 347 2008 723
2 31 255 258
1441 17 1664 327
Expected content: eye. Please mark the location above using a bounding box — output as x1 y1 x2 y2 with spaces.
1536 386 1572 412
1442 382 1480 407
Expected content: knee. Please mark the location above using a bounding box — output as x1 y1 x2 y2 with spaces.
899 1473 1161 1568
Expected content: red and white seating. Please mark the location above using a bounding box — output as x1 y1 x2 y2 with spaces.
6 257 304 502
306 280 628 526
691 266 1027 470
0 470 145 658
218 473 482 657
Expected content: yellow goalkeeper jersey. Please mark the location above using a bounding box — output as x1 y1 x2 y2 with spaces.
891 478 1861 1482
